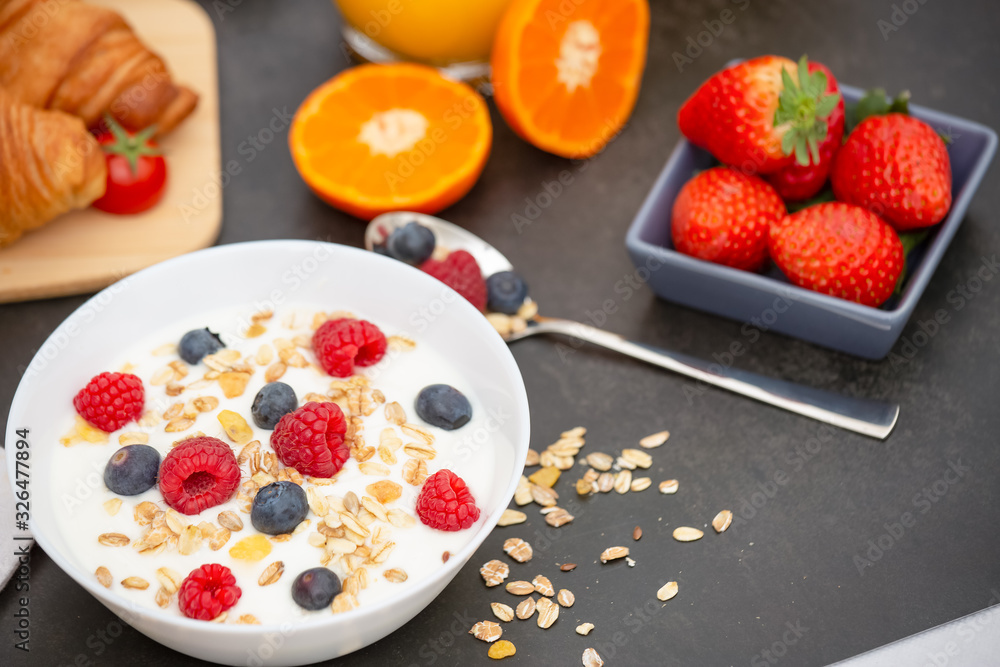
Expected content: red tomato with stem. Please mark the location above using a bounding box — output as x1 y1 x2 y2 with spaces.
92 117 168 215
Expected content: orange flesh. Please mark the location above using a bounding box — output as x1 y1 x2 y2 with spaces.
289 63 492 220
492 0 649 158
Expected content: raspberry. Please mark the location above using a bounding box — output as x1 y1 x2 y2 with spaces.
178 563 242 620
73 371 144 432
419 250 487 311
158 437 241 515
416 469 480 531
312 318 387 378
271 402 349 478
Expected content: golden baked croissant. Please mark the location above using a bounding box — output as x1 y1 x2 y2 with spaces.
0 0 198 135
0 90 107 247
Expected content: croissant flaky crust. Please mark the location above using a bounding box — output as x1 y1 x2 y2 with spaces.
0 91 107 247
0 0 198 135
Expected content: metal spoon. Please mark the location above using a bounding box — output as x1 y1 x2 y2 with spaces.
365 212 900 440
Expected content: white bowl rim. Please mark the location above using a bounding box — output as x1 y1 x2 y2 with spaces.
8 239 531 636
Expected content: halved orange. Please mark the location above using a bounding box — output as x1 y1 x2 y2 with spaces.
290 63 492 220
491 0 649 159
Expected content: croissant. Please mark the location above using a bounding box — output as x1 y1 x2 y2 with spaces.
0 90 107 247
0 0 197 135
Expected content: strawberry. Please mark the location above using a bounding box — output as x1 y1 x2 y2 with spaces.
768 202 904 307
671 167 786 271
831 113 952 231
678 55 842 174
765 62 845 200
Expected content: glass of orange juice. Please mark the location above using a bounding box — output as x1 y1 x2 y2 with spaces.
334 0 511 79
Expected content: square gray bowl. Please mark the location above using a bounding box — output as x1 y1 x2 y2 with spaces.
625 83 997 359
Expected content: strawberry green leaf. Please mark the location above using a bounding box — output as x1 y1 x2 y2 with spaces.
796 55 811 94
781 66 798 99
794 139 808 166
806 70 827 99
899 229 930 256
892 230 931 297
846 89 889 129
807 135 820 164
774 55 842 167
888 90 911 114
816 94 840 118
846 89 911 130
781 131 797 156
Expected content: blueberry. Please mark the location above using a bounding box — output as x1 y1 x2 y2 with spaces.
251 382 298 429
386 221 435 265
291 567 342 610
178 328 224 364
104 445 160 496
251 481 308 535
415 384 472 431
372 242 391 257
486 271 529 315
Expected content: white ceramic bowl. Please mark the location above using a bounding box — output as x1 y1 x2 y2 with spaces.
6 241 530 666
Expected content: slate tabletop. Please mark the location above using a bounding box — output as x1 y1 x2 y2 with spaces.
2 0 999 665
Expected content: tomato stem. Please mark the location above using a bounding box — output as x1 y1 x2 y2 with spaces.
100 115 161 175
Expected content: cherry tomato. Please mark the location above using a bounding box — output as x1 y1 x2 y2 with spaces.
92 118 168 215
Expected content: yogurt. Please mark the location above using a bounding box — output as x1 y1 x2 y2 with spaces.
52 304 500 623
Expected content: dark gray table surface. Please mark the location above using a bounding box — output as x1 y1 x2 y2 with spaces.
2 0 999 665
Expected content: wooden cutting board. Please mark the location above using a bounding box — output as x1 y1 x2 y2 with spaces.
0 0 221 304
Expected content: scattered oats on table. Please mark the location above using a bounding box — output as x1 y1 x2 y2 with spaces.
502 537 533 563
613 470 632 494
600 546 629 563
582 647 604 667
481 560 510 587
631 477 652 492
659 479 679 494
529 483 558 507
505 581 535 596
514 476 533 506
657 581 679 601
639 430 670 448
497 509 526 527
491 602 514 622
535 597 559 628
621 448 652 468
515 596 536 620
713 509 733 533
531 574 554 597
544 507 574 527
673 526 704 542
586 452 613 471
469 620 503 643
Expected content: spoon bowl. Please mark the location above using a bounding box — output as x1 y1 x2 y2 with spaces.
365 212 513 275
366 212 900 439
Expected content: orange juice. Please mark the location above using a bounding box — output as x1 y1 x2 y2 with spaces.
335 0 511 65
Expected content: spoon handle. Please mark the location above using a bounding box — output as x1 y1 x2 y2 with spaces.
513 317 899 439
